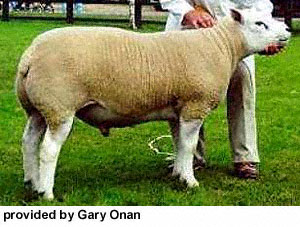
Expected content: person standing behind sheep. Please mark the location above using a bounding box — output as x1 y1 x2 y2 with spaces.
160 0 284 179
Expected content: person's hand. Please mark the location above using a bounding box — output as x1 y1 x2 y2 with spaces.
182 8 216 29
259 43 284 55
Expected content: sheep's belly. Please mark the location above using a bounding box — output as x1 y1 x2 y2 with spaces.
76 103 177 136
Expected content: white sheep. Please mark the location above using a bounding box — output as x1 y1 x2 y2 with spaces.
16 8 290 200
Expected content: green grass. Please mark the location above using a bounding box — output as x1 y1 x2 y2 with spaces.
0 18 299 206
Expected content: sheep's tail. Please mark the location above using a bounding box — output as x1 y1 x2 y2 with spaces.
15 49 35 116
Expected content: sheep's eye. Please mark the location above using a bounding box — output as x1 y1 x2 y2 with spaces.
255 21 269 29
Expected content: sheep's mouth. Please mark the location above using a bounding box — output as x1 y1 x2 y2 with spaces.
278 38 289 45
279 38 288 42
258 43 286 55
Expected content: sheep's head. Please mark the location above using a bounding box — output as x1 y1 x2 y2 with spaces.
230 8 291 55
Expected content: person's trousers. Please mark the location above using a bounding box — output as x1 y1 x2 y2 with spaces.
196 55 259 163
226 55 259 163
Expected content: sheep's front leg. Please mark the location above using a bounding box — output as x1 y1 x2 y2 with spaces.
173 118 202 188
38 117 73 200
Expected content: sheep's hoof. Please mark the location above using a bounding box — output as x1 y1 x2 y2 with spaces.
24 181 39 201
38 191 54 201
179 175 199 188
43 193 54 201
187 179 199 188
172 166 199 188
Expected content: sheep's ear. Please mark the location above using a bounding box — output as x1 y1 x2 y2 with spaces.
230 9 244 24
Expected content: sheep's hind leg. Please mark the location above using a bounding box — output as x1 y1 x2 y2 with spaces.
38 116 74 200
172 118 202 188
194 125 206 169
22 111 46 192
168 120 179 153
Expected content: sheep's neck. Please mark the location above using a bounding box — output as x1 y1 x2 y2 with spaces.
186 17 248 78
169 17 249 104
216 18 248 71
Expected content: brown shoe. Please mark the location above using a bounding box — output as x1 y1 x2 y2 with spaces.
234 162 259 179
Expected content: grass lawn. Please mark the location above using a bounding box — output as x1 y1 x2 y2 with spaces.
0 17 299 206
